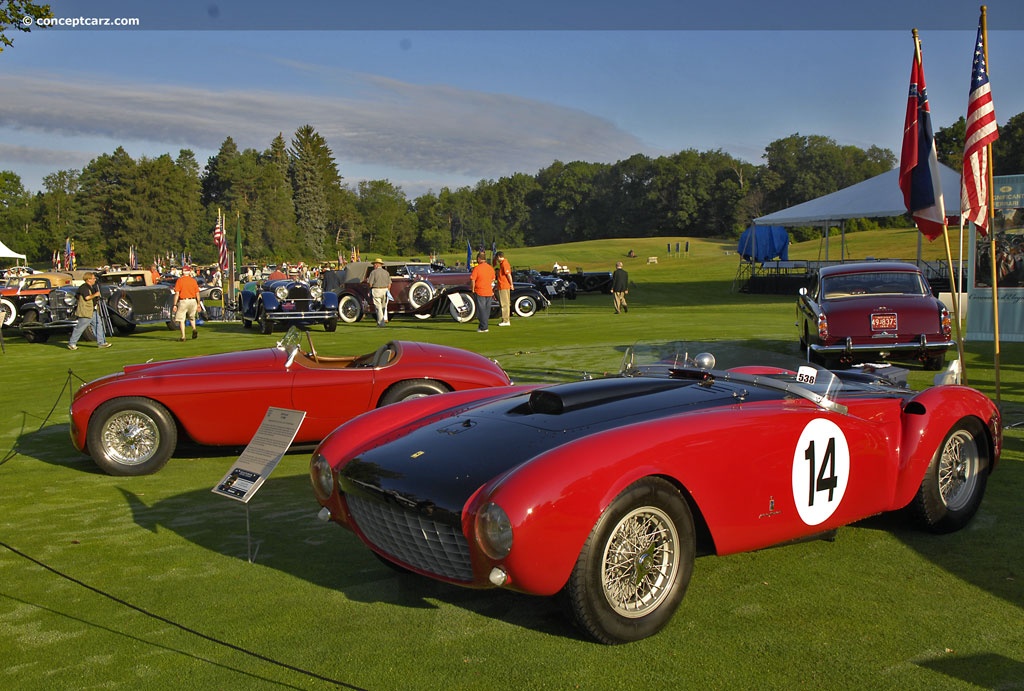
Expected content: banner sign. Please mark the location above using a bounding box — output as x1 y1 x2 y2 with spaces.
966 174 1024 343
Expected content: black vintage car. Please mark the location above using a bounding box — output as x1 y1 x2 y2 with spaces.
240 278 339 334
20 275 174 343
563 269 614 294
512 267 577 300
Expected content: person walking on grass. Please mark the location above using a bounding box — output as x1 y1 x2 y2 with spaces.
68 272 111 350
612 261 629 314
471 251 495 332
368 258 392 327
173 266 201 341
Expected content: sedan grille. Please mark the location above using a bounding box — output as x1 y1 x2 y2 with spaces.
346 493 472 581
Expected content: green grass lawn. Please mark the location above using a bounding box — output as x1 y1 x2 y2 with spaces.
1 231 1021 689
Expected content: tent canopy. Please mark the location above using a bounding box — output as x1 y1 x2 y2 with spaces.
0 238 26 261
737 225 789 262
754 163 962 226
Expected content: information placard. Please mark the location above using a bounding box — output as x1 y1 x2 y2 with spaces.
212 407 306 503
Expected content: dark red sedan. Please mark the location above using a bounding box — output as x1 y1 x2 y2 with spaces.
797 261 954 369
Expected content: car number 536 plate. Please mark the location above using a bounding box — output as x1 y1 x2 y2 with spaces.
871 312 897 331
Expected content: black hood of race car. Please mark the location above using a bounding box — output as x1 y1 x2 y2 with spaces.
337 374 780 521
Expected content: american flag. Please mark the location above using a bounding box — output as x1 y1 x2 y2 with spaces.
898 34 945 241
961 18 998 236
213 211 229 272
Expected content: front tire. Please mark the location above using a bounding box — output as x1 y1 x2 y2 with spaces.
323 317 338 332
910 418 989 533
86 397 178 476
258 305 274 334
563 477 695 644
20 311 49 343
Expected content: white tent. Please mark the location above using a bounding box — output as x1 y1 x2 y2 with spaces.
754 163 962 226
0 238 27 261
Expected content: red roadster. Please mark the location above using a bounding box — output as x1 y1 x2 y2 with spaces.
70 328 512 475
310 344 1000 643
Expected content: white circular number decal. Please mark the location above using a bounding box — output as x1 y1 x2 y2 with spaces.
791 419 850 526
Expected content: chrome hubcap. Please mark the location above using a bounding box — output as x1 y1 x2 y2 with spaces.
938 429 980 511
101 410 159 465
601 506 679 618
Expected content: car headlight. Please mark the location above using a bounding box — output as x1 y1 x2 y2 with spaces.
35 295 47 308
275 286 290 300
310 285 323 299
62 292 77 307
310 453 335 501
476 502 513 559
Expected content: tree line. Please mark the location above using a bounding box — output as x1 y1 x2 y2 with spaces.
2 113 1023 269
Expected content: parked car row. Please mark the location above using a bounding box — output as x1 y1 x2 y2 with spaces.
49 255 999 645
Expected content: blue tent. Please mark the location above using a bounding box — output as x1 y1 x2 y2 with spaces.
737 225 789 262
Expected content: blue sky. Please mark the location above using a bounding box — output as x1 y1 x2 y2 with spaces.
2 0 1023 198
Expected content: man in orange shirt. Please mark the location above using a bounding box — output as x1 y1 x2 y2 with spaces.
470 251 495 333
172 266 202 341
494 250 513 327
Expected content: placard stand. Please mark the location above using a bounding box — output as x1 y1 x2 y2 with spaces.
212 407 306 564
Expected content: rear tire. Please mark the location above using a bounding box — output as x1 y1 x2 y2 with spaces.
513 294 538 318
910 418 989 533
378 379 449 406
449 295 476 323
0 297 16 327
338 294 363 323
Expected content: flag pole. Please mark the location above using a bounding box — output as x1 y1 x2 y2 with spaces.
912 27 968 378
980 5 1001 404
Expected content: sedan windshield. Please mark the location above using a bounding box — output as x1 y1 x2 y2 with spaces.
822 271 927 299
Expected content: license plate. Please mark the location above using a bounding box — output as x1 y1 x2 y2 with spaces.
871 313 897 331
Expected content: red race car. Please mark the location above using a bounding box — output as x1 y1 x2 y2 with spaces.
310 344 1000 644
70 327 512 475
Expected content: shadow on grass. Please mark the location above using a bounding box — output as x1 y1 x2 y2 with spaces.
115 475 583 641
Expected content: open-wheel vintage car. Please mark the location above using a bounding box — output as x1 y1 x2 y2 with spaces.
310 343 1000 643
69 327 512 475
797 261 955 370
240 278 339 333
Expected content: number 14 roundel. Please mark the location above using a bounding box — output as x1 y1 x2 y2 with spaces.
791 418 850 526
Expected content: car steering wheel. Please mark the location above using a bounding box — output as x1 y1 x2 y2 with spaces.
306 330 319 363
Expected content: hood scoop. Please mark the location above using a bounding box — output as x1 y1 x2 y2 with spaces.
527 377 683 415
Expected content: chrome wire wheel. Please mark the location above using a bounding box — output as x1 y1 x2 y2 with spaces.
938 428 981 512
600 506 680 618
100 409 160 466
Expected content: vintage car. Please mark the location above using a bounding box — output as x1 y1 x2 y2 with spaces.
240 278 339 334
310 343 1000 643
95 270 175 333
330 261 549 323
0 271 74 328
159 275 223 301
512 267 577 300
562 268 614 293
797 261 955 370
19 272 174 343
69 327 513 475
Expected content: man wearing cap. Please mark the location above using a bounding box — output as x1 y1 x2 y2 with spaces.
367 258 392 327
173 266 202 341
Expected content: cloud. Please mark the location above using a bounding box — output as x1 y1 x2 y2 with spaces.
0 71 646 181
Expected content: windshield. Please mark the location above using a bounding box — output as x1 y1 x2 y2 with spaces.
619 341 846 414
821 271 927 299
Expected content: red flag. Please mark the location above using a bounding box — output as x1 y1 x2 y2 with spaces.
961 17 998 236
898 33 945 241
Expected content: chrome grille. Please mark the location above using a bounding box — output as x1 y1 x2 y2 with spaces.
347 493 472 582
